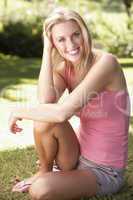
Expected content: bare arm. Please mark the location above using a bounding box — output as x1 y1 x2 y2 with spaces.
38 34 59 103
9 54 117 132
38 50 56 103
61 54 118 119
9 64 67 133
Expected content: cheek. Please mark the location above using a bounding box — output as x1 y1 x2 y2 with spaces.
79 37 84 45
55 43 65 54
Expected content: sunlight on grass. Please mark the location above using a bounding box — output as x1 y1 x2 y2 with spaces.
123 68 133 85
119 58 133 64
119 58 133 86
0 1 133 198
0 133 133 200
1 81 37 102
0 57 132 102
0 54 132 102
0 53 40 101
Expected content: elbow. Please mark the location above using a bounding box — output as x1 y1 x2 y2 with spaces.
58 106 72 123
57 111 66 123
58 115 65 123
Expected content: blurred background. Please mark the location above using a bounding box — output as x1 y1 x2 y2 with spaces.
0 2 133 199
0 0 133 149
0 0 133 57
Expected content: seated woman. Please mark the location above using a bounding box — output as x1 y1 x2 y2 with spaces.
9 7 130 199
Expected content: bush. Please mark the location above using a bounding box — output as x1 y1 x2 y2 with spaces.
0 18 43 57
0 12 133 58
87 14 133 57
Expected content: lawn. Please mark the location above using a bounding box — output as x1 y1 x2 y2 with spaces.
0 54 133 199
0 134 133 200
0 53 133 102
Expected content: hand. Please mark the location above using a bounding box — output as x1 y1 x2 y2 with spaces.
9 110 23 134
44 34 53 53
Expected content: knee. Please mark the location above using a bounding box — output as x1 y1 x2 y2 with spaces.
29 177 54 200
34 121 56 134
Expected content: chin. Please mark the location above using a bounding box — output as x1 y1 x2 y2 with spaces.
68 56 81 65
66 53 83 65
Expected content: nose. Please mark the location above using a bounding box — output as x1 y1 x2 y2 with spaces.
66 38 76 50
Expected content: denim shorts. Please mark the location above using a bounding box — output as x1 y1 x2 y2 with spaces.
77 156 125 196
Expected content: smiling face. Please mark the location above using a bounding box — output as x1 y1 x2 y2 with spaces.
51 20 84 65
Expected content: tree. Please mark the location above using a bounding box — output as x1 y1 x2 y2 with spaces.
122 0 133 17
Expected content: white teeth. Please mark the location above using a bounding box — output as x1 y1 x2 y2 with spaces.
68 48 79 55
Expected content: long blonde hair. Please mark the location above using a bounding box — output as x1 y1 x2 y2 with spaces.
43 7 93 70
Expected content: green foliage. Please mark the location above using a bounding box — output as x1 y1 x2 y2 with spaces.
88 13 133 57
0 18 43 57
0 0 133 57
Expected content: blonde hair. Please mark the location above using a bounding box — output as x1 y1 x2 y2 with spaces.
43 7 93 69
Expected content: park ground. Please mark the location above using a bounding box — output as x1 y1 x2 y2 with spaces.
0 54 133 200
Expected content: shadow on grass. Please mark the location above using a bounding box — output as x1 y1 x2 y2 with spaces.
0 53 41 92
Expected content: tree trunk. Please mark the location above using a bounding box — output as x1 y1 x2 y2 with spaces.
123 0 132 17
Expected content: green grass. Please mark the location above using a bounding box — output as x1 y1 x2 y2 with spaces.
0 54 133 101
119 58 133 86
0 133 133 200
0 53 40 101
0 146 37 200
0 53 40 88
0 54 133 199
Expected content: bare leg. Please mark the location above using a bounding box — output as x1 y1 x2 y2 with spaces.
29 169 98 200
33 121 80 172
12 120 80 193
33 122 58 172
29 122 98 200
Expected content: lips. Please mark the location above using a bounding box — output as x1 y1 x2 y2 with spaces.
67 47 80 56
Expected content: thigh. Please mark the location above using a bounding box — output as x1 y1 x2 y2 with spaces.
53 121 80 170
29 169 97 200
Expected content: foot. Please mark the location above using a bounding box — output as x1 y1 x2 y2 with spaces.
12 172 41 193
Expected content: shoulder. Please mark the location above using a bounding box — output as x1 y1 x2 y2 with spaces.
93 51 120 73
101 53 119 67
84 52 120 86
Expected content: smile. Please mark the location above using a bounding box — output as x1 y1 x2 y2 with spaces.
67 48 80 56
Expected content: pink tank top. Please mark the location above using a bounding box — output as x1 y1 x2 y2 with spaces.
65 65 130 169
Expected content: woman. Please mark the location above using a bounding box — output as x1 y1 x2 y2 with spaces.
10 7 130 199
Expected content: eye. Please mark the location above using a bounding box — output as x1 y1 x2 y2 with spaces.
58 38 65 42
73 32 81 37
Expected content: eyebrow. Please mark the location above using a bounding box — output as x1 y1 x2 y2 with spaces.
56 30 80 39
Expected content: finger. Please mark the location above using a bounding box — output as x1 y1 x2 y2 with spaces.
11 127 17 134
16 128 23 133
14 124 21 130
10 124 18 134
12 127 23 133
